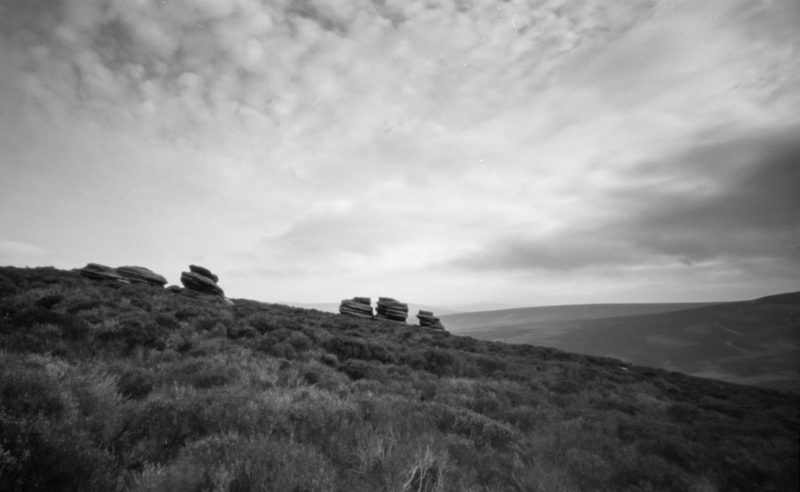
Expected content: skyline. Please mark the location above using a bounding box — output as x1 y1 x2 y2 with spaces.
1 0 798 307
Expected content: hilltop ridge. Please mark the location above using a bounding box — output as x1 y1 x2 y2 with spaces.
0 266 797 491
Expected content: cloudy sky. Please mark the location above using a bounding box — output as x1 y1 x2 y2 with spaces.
1 0 798 308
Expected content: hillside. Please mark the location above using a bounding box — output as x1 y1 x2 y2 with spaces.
442 297 800 392
0 266 797 492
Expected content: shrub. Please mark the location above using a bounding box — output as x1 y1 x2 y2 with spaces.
0 366 67 418
340 359 385 381
174 308 200 321
119 318 167 351
226 323 258 339
130 434 335 492
247 313 282 334
167 358 239 389
154 313 180 330
0 413 117 492
118 368 155 399
269 342 297 360
287 331 313 352
413 348 456 376
435 406 517 449
324 336 396 364
0 272 17 296
35 294 64 309
65 299 103 314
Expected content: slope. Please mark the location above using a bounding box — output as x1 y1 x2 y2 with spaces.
442 295 800 392
0 266 797 492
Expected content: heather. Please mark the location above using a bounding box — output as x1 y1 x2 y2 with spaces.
0 266 796 491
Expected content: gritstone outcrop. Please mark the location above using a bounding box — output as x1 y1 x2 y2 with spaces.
180 265 224 296
416 310 445 330
376 297 408 323
115 266 168 287
80 263 128 283
80 263 167 287
339 297 374 319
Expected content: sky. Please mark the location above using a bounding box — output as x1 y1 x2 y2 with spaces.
1 0 798 308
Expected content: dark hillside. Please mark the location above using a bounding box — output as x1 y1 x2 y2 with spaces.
442 302 720 335
548 293 800 392
0 266 797 491
442 295 800 392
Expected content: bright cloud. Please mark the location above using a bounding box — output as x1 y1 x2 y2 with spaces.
0 0 798 306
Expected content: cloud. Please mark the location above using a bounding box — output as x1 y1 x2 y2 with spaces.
450 129 800 275
1 0 798 304
625 132 800 264
0 241 47 256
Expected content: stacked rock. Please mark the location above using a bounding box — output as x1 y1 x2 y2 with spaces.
189 264 218 282
376 297 408 323
116 266 168 287
80 263 167 287
80 263 128 283
416 310 444 330
339 297 373 319
180 265 224 295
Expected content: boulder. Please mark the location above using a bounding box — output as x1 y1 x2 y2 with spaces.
189 264 219 283
80 263 128 283
180 271 224 296
376 297 408 323
116 266 168 287
417 310 444 330
340 297 374 319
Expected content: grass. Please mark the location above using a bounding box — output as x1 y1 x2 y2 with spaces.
0 266 797 491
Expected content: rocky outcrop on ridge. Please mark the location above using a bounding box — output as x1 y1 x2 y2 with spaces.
115 266 168 287
80 263 166 286
376 297 408 323
416 310 444 330
180 265 224 296
189 264 218 283
339 297 373 319
80 263 128 283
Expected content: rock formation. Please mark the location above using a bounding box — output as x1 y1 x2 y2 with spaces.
189 264 218 283
80 263 128 283
376 297 408 323
180 265 224 295
115 266 168 287
80 263 167 287
339 297 374 319
416 310 444 330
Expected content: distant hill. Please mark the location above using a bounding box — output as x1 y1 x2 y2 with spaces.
442 294 800 392
0 266 797 491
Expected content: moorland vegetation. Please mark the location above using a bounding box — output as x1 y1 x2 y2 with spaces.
0 266 797 491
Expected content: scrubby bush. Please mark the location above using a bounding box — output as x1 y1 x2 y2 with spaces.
324 336 396 364
166 358 239 389
287 331 313 352
340 359 385 381
130 434 335 492
118 367 155 399
35 294 64 309
247 313 282 333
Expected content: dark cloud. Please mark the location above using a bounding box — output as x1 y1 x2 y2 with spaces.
626 133 800 262
450 232 638 272
452 131 800 273
0 0 64 42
